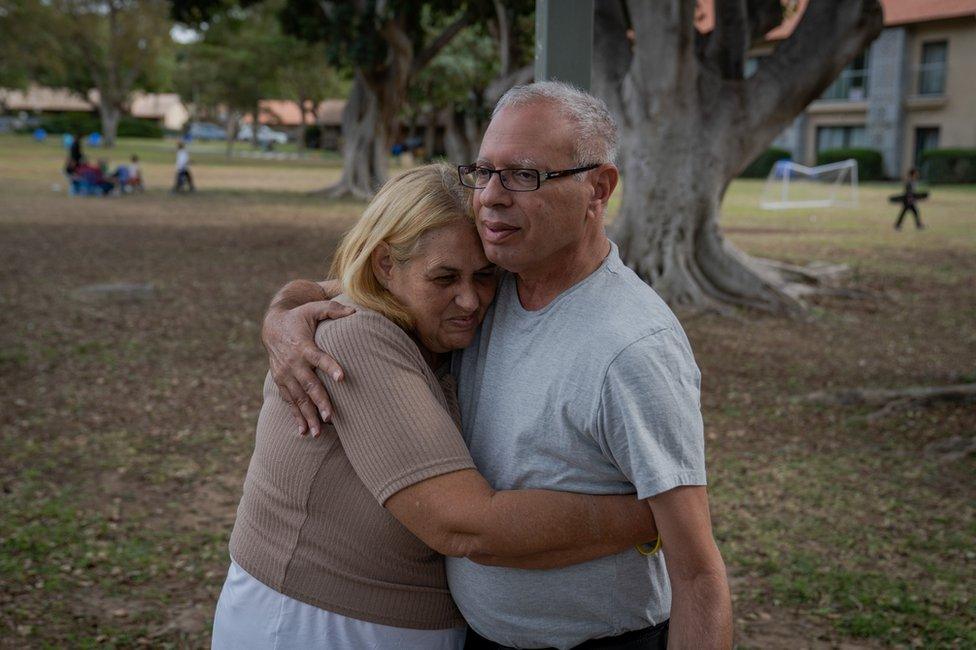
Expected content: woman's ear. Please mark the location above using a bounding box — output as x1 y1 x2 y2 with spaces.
370 242 394 289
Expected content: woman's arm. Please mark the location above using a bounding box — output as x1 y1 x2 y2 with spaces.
316 313 657 570
385 469 657 569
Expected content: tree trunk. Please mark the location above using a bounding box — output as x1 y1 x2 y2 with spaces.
296 98 308 151
224 111 240 158
97 102 121 148
320 11 472 198
594 0 883 314
321 73 390 200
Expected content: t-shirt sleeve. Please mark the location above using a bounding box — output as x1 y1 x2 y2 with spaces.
314 312 476 504
594 325 707 500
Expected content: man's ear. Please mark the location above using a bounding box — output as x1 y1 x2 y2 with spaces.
588 164 619 218
370 242 394 288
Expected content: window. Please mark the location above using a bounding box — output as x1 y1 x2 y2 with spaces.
914 127 940 166
816 125 868 152
821 52 870 101
918 41 948 96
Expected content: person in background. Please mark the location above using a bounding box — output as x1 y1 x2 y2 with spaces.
171 141 195 193
894 167 924 230
69 132 84 168
127 154 144 192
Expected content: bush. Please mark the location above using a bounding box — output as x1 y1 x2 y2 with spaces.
117 117 163 139
39 111 100 136
303 124 322 149
920 148 976 184
36 112 162 139
740 148 792 178
817 148 884 181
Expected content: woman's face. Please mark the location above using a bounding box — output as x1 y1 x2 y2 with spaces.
383 220 497 354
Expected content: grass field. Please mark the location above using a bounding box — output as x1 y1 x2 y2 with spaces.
1 134 974 648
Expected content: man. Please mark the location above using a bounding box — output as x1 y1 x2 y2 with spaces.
894 167 924 230
262 82 732 649
171 141 195 193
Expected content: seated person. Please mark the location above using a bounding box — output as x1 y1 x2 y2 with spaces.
127 155 143 191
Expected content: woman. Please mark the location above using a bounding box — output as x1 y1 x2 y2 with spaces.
212 164 658 649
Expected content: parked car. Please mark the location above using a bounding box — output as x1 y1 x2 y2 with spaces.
187 122 227 141
237 124 289 145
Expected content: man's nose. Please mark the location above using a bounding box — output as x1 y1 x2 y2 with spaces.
478 171 512 207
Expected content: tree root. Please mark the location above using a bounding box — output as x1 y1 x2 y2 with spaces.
798 383 976 420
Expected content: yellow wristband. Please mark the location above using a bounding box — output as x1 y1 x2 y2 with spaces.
635 537 662 556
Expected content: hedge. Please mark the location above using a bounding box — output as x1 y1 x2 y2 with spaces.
117 117 163 139
817 147 884 181
37 112 162 139
920 148 976 184
740 148 792 178
39 111 100 136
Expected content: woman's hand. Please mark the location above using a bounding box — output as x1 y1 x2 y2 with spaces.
261 280 355 436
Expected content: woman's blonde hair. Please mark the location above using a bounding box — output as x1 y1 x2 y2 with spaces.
329 163 473 329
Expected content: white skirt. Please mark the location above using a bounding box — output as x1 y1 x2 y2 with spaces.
212 560 466 650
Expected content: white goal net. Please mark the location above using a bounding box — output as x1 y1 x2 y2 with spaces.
759 159 859 210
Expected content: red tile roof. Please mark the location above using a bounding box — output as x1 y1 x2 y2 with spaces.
696 0 976 40
244 99 345 127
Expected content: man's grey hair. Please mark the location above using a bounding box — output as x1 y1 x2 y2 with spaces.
492 81 618 166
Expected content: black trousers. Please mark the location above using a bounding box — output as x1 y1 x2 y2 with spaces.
464 620 669 650
895 204 922 229
172 169 195 192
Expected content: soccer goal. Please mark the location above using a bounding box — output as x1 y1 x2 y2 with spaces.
759 159 859 209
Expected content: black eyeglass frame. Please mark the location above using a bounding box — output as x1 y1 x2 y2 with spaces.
457 163 602 192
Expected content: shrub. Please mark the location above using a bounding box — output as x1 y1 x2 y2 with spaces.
817 148 884 181
303 124 322 149
920 149 976 184
117 117 163 139
740 148 792 178
39 111 100 136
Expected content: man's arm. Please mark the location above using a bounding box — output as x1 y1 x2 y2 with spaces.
262 279 354 436
648 486 732 649
386 469 658 570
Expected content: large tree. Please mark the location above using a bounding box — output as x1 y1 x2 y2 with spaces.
275 39 348 150
174 2 289 155
414 0 534 165
278 1 474 198
42 0 172 147
592 0 883 313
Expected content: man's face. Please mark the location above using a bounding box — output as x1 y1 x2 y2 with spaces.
473 102 594 275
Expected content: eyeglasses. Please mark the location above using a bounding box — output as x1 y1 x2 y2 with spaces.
457 163 601 192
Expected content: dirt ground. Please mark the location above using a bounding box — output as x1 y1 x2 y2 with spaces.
1 136 974 648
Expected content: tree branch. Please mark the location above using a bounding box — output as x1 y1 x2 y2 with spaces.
493 0 511 76
705 0 749 80
725 0 883 175
592 0 632 122
630 0 698 87
412 10 473 75
746 0 786 40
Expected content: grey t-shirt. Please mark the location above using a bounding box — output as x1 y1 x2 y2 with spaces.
447 243 706 649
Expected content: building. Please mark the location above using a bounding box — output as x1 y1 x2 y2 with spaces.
245 99 346 148
0 85 189 131
756 0 976 177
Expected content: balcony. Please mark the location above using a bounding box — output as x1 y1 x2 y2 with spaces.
819 69 869 102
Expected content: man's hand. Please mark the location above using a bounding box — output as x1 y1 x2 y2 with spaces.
261 280 355 436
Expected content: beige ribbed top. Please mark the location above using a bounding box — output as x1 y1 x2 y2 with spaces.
229 299 476 629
